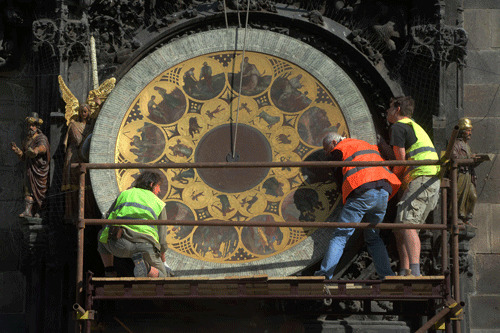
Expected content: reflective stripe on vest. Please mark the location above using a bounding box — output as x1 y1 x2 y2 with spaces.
343 166 392 181
397 118 440 183
335 138 401 203
99 187 165 243
111 201 160 220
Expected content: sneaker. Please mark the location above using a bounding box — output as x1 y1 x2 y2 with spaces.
398 269 412 276
131 253 148 277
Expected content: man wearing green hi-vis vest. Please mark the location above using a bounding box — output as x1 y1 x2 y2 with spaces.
386 96 440 277
98 171 174 277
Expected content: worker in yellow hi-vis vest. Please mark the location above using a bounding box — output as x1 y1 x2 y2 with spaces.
386 96 440 277
98 171 174 277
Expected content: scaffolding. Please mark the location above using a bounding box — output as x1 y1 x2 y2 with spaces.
72 130 486 332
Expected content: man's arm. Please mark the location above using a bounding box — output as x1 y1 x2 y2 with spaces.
26 143 48 158
157 208 168 255
327 149 343 186
10 142 23 158
392 146 406 179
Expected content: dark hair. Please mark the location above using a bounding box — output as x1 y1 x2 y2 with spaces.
391 96 414 117
134 171 162 191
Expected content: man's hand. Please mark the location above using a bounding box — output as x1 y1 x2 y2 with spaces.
10 142 22 157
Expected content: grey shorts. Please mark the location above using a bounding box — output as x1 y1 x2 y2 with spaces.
97 230 167 276
395 176 440 225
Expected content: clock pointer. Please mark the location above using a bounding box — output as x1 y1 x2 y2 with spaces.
228 122 240 162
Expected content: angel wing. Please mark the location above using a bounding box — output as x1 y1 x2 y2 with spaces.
58 75 80 126
86 77 116 119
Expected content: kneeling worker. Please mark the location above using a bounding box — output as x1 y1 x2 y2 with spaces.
315 133 401 279
98 171 174 277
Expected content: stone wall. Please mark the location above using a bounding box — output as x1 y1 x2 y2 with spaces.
464 0 500 331
0 80 32 331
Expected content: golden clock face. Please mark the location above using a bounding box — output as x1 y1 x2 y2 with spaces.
114 51 349 264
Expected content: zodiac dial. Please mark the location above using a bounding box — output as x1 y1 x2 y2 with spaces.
114 51 349 264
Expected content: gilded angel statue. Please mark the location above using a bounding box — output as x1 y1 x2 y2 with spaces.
58 75 116 126
58 75 116 219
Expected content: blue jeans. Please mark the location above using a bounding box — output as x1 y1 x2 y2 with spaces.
315 188 394 279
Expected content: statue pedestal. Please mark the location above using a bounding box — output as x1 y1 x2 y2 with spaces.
18 216 45 269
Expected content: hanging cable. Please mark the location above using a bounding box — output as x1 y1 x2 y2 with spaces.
232 0 250 159
223 0 229 29
236 0 242 28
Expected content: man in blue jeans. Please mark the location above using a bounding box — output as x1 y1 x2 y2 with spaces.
314 133 401 279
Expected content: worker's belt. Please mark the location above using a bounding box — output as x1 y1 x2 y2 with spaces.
108 226 123 240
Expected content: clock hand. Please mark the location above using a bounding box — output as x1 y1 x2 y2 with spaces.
231 0 251 161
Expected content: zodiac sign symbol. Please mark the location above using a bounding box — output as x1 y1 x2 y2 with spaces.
276 134 292 145
257 111 280 129
206 105 225 120
171 169 195 184
188 117 202 137
241 102 252 114
190 190 204 201
240 193 259 213
168 139 193 158
212 194 234 216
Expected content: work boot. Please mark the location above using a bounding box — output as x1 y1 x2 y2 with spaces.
131 253 148 277
19 198 34 218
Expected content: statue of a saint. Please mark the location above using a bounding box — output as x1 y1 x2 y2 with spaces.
451 117 477 226
10 113 50 217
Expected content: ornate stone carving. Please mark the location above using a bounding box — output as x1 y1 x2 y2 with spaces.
32 16 89 62
373 21 400 52
32 19 58 55
302 10 324 26
348 30 383 65
222 0 277 12
458 226 476 276
410 24 468 65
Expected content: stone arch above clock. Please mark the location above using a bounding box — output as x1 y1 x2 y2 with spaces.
90 29 377 277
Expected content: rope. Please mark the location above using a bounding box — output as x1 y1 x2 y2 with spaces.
232 0 251 159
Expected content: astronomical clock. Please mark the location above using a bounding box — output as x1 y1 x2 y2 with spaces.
90 29 376 277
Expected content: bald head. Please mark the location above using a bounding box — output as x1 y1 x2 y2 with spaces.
323 132 345 153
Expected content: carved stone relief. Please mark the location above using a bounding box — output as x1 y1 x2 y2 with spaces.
411 24 468 65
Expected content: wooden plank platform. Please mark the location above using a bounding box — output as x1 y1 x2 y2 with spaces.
89 275 446 300
384 275 445 281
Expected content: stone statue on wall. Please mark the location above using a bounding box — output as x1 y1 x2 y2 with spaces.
58 75 116 219
451 117 477 227
10 113 50 218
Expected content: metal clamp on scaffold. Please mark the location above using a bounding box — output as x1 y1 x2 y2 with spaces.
73 303 96 321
